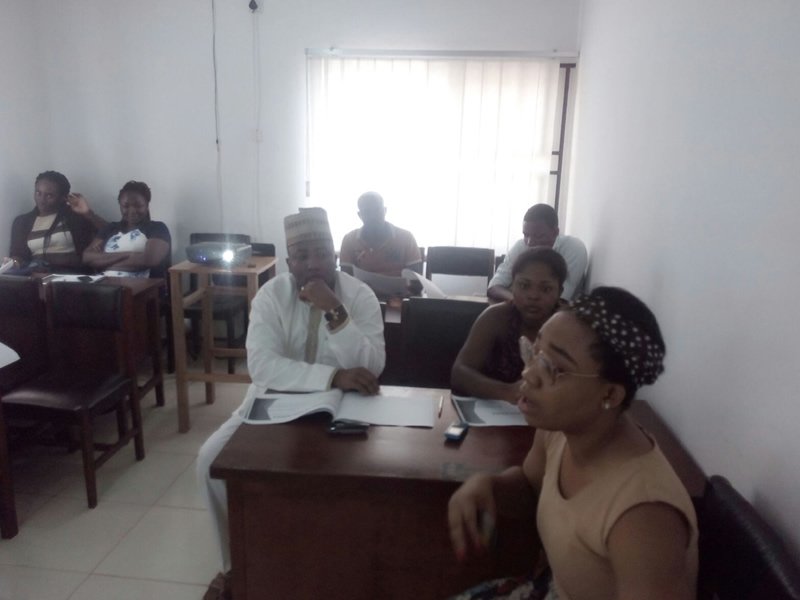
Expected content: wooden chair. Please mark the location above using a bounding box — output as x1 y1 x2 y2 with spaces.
185 233 252 374
398 297 487 388
0 403 16 538
0 276 50 393
1 282 143 509
425 246 496 285
0 276 49 538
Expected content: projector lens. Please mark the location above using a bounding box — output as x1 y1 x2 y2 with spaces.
222 249 234 263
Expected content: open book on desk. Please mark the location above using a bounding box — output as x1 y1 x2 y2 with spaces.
244 389 436 427
451 395 528 427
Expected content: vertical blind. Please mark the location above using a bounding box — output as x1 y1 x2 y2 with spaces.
306 55 561 253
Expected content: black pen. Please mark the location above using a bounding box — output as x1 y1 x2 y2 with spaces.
437 395 444 418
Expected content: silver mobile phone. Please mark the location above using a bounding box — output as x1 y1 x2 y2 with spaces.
444 421 468 442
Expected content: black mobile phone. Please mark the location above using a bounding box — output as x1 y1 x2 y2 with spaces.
328 419 369 436
444 421 468 442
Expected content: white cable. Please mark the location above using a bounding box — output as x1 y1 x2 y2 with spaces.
252 5 263 241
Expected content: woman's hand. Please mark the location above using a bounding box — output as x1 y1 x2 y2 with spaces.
66 193 91 215
447 473 497 561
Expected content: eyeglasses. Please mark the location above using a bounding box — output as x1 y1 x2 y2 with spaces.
519 336 601 386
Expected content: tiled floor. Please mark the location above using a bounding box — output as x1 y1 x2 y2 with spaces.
1 370 250 600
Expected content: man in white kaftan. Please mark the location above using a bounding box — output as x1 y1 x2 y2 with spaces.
197 208 385 585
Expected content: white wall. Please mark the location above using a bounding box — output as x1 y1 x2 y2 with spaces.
10 0 580 264
570 0 800 551
0 1 47 247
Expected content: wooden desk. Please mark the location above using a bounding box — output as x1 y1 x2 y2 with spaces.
211 387 537 599
169 257 277 432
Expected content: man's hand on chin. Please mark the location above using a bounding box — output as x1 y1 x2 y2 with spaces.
298 278 340 311
332 368 380 395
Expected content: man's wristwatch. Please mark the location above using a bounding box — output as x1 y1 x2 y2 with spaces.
324 304 348 327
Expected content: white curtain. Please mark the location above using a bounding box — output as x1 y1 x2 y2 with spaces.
306 56 561 253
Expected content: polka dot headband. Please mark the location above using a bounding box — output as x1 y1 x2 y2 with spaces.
570 294 665 387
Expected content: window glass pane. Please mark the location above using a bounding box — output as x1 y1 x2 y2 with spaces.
307 56 561 253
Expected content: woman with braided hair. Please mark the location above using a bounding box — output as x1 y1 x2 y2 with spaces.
3 171 106 273
448 287 698 600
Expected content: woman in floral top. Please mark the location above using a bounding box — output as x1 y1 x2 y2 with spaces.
83 180 171 278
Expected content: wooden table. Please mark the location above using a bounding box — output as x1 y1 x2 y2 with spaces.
169 257 277 432
210 386 537 599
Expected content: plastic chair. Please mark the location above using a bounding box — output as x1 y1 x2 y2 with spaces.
1 282 142 509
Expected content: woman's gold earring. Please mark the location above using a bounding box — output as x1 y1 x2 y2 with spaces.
602 401 611 410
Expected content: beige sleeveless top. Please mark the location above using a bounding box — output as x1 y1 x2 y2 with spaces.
537 429 698 600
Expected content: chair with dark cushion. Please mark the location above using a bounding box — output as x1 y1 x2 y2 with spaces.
425 246 496 286
1 282 143 509
0 404 16 538
695 474 800 600
185 233 252 374
398 297 488 388
0 276 45 538
0 276 49 394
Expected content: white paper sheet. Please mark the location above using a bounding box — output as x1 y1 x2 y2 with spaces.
451 395 528 427
351 266 411 298
401 269 447 299
41 274 106 284
0 342 20 369
337 393 435 427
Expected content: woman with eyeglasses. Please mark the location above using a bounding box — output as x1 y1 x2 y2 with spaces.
447 287 698 600
451 247 566 403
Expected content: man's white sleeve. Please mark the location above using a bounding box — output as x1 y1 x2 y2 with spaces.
321 286 385 376
488 239 526 289
245 283 385 392
558 237 588 300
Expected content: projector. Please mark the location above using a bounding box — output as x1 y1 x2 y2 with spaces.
186 242 252 266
